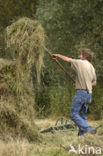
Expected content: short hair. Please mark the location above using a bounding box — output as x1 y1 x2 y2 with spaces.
81 49 94 62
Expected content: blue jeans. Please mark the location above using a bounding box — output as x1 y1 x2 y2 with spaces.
70 90 94 136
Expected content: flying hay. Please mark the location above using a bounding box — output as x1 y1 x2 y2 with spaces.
6 17 45 84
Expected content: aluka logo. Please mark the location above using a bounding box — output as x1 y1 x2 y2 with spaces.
69 144 101 155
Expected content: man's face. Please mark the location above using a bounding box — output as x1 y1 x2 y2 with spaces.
79 54 86 60
79 54 83 60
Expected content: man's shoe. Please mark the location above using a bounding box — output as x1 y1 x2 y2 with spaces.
90 128 97 134
78 129 88 136
78 125 103 136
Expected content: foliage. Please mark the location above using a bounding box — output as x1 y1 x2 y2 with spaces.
35 0 103 119
89 86 103 120
0 0 37 27
36 0 103 80
35 85 74 117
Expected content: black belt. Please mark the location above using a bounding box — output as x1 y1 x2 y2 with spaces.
76 89 88 91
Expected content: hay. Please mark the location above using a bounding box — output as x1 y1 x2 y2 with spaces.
6 17 45 85
0 100 40 142
0 17 45 141
0 58 15 70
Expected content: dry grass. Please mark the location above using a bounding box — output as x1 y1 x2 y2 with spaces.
35 118 103 156
0 99 40 142
0 118 102 156
0 139 33 156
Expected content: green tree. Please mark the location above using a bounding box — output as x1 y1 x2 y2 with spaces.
36 0 103 85
36 0 103 118
0 0 37 27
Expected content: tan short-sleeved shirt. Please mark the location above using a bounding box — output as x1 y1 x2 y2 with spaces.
71 59 96 93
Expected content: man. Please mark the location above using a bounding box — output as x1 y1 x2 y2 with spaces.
52 49 96 136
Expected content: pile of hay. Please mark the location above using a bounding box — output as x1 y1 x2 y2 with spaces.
0 17 45 141
0 100 40 142
6 17 44 86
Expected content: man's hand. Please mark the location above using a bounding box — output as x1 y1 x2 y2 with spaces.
92 81 96 86
51 54 71 63
51 54 58 60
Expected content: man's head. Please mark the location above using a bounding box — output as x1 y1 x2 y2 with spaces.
80 49 94 62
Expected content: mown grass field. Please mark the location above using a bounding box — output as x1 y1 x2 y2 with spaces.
0 118 103 156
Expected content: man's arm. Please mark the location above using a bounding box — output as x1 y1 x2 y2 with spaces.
52 54 71 63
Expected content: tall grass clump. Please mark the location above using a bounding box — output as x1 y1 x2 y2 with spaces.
36 85 74 117
0 17 45 141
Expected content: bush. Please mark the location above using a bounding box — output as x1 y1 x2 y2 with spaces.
89 86 103 120
36 85 75 117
